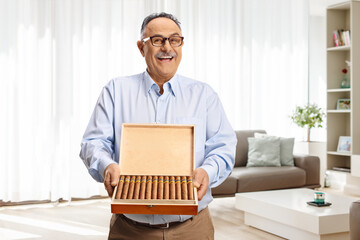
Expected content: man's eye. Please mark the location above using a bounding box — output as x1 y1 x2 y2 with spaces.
152 38 163 45
170 38 181 44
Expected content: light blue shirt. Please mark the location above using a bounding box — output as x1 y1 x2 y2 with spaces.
80 71 237 224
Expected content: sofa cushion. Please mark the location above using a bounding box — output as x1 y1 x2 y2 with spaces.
247 137 281 167
254 133 295 166
232 166 306 192
279 137 295 166
234 130 266 167
211 175 238 195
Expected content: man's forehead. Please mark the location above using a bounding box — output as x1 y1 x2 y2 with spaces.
145 17 181 36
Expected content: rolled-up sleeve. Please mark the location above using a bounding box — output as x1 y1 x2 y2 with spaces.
79 81 116 182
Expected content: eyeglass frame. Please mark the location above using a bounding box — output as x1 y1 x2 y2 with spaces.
142 35 184 47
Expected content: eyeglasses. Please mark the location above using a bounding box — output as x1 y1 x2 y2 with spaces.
142 35 184 47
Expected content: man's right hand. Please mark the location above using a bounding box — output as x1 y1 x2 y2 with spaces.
104 163 120 197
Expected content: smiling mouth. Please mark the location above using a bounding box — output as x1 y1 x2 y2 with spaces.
155 52 176 62
157 56 174 62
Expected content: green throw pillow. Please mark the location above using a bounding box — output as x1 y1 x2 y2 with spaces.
279 137 295 166
247 137 281 167
254 133 295 166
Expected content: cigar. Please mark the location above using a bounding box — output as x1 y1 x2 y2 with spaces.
146 176 152 199
181 176 188 200
152 176 158 199
158 176 164 200
164 176 169 200
115 176 125 199
121 176 130 199
140 176 146 200
134 176 141 199
127 176 136 199
187 176 194 200
176 176 181 200
170 176 176 200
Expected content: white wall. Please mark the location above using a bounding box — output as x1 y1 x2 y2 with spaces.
308 15 326 141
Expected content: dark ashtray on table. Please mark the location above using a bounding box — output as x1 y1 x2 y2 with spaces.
307 201 332 207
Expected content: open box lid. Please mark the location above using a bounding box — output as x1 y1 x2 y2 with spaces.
119 123 196 176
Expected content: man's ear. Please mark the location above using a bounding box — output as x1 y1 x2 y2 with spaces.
137 41 145 57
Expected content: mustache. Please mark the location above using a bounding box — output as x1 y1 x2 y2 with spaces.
155 52 177 58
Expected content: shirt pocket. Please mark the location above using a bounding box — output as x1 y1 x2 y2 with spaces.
174 117 205 152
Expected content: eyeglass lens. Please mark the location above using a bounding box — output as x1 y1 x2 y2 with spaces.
151 36 183 47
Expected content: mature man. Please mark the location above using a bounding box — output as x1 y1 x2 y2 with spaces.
80 12 236 240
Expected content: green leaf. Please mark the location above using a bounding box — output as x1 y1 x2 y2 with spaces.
289 103 325 130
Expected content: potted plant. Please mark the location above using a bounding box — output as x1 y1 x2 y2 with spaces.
290 103 326 186
290 103 325 142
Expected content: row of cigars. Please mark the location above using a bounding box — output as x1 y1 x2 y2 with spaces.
115 175 194 200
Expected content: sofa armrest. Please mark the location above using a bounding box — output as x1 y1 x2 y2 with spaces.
293 154 320 186
350 201 360 240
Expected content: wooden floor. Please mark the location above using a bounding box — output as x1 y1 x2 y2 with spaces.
1 187 358 240
0 196 284 240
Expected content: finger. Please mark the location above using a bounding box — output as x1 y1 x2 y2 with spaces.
111 173 119 187
193 180 200 189
106 185 114 197
193 171 201 188
106 183 114 197
197 183 208 200
104 172 113 197
104 170 111 187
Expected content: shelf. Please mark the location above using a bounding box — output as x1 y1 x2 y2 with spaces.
329 169 351 175
327 88 351 92
327 151 351 156
327 1 350 10
326 1 359 176
332 166 351 173
327 46 351 51
327 110 351 113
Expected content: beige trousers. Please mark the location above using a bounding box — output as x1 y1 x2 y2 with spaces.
108 207 214 240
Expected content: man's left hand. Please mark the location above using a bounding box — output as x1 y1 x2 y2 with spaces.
104 163 120 197
193 168 209 200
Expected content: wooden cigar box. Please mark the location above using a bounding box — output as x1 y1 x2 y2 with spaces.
111 123 198 215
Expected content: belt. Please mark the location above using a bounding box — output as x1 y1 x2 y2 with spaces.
122 215 190 229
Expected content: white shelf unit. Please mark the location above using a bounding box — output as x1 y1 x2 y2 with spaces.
327 88 351 92
326 1 360 177
327 45 351 51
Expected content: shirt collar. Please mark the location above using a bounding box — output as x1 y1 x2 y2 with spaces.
143 70 177 97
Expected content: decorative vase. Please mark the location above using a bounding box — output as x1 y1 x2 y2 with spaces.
340 74 350 88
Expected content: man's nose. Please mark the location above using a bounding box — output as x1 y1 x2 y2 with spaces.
161 39 172 51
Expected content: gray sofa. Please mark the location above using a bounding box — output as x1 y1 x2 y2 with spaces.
350 200 360 240
212 130 321 196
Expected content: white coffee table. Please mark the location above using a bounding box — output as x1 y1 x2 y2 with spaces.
235 188 358 240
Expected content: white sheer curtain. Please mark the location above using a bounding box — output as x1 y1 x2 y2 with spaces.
0 0 308 202
176 0 309 137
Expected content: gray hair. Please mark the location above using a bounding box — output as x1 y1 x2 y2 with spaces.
140 12 181 39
